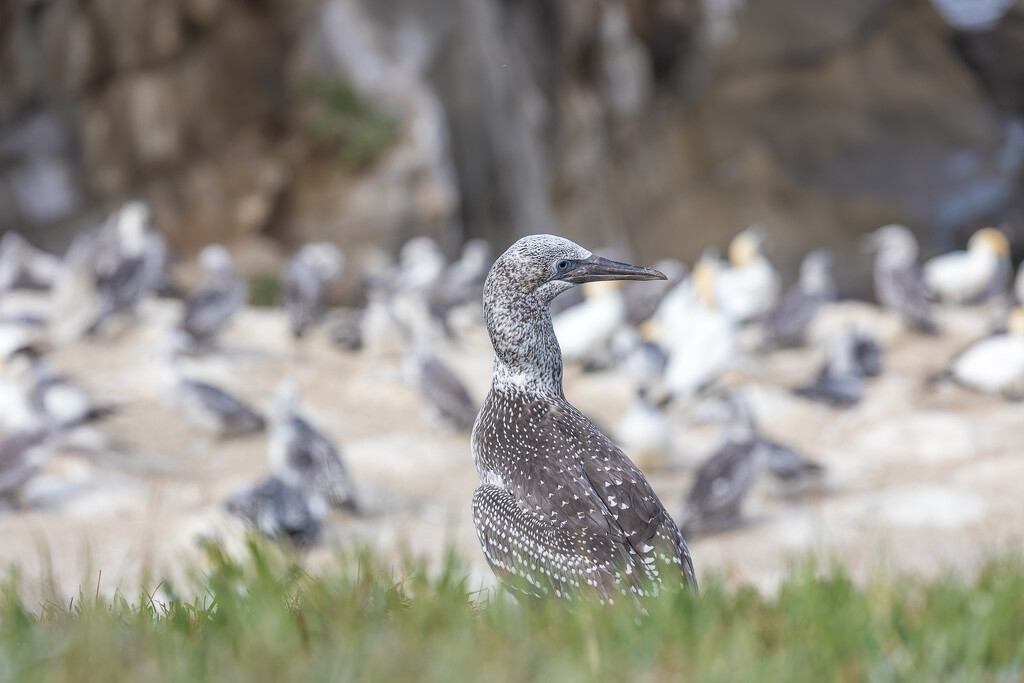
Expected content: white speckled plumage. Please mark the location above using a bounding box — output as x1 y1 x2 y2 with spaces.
471 234 696 602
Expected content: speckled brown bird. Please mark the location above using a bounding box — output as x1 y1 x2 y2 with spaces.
471 235 697 603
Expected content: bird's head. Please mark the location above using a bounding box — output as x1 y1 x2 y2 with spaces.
799 249 836 295
301 243 345 280
863 224 918 266
967 227 1010 257
1008 307 1024 338
485 234 666 306
728 226 765 268
198 244 234 273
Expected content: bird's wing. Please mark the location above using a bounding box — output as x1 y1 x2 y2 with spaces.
472 482 639 601
418 355 478 431
487 394 695 595
578 427 698 591
795 367 862 406
891 266 937 331
758 438 823 481
189 382 263 429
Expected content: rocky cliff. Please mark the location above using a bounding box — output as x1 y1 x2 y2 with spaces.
2 0 1023 291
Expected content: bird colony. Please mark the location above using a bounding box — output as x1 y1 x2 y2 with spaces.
0 208 1021 599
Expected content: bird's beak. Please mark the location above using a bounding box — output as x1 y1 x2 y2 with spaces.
558 255 667 284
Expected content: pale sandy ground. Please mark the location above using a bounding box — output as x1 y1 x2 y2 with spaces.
1 291 1022 602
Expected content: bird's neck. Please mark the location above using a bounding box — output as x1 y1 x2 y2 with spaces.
486 294 565 398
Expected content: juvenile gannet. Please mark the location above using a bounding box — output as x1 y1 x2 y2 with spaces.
283 242 344 338
268 381 358 511
867 224 937 334
172 373 265 438
226 476 325 546
402 346 478 433
178 245 247 349
763 249 836 348
471 234 696 602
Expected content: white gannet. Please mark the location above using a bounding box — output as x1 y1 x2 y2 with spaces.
948 306 1024 399
654 251 736 401
924 227 1009 304
714 226 781 323
552 279 627 365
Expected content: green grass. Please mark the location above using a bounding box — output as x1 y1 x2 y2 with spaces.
2 543 1023 682
296 76 400 171
247 272 281 308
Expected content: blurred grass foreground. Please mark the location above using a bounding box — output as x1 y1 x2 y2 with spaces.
2 543 1023 682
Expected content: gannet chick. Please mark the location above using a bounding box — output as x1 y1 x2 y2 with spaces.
715 226 781 323
0 232 61 292
178 245 247 349
283 243 344 338
226 475 325 546
553 280 627 365
402 346 478 433
794 330 868 406
613 388 671 472
654 252 736 400
472 234 696 602
867 224 937 334
924 228 1009 304
947 307 1024 399
679 393 759 534
763 249 837 348
85 201 155 335
268 381 358 511
173 373 265 438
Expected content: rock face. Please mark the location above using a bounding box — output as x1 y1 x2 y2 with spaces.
1 0 1022 290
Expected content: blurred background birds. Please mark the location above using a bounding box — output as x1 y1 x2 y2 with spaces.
2 0 1024 596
